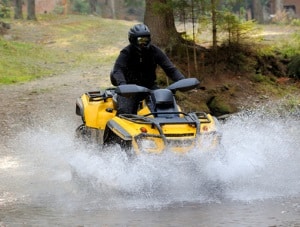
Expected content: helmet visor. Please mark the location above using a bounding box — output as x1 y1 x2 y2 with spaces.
137 36 150 47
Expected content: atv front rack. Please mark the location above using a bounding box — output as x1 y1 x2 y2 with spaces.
119 111 211 125
118 112 206 153
120 112 197 122
194 112 212 124
119 112 201 134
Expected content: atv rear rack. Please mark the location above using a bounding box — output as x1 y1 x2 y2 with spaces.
86 88 116 102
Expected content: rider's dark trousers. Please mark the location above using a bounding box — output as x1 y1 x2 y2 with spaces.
116 94 144 115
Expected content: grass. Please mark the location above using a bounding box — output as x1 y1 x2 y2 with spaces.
0 39 52 84
257 24 300 57
0 15 134 85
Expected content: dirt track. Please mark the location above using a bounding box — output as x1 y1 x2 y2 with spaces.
0 68 112 143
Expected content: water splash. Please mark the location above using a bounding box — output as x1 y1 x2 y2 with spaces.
1 102 300 210
219 103 300 201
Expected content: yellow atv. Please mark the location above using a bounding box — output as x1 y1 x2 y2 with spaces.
75 78 221 155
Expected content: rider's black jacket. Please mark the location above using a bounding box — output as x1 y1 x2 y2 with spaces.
110 44 185 88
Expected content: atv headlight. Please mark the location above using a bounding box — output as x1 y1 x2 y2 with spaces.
134 134 165 154
140 138 158 150
167 139 194 147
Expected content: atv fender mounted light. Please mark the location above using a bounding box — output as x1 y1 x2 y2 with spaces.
140 127 148 133
202 125 209 131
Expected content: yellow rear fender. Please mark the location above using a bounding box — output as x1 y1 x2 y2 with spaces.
76 97 84 117
77 93 117 129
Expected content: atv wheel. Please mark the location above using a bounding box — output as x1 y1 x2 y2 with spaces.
75 124 91 142
103 128 133 156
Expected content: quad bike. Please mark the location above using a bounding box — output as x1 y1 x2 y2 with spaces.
75 78 221 155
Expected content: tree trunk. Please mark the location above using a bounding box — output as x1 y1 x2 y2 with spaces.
27 0 37 20
110 0 116 19
61 0 68 15
211 0 217 50
14 0 23 19
89 0 97 14
144 0 182 48
274 0 283 14
252 0 264 23
211 0 218 75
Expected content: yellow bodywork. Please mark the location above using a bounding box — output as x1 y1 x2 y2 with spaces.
78 93 220 154
80 93 117 130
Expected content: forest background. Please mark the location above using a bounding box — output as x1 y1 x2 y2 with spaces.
1 0 300 116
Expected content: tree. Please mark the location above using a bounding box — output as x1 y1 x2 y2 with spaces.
144 0 182 48
89 0 97 14
252 0 263 23
62 0 68 15
27 0 36 20
14 0 23 19
274 0 283 14
211 0 217 50
110 0 116 19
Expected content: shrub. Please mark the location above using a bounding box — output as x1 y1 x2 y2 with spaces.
291 19 300 26
0 4 10 18
251 74 265 83
71 0 89 14
288 54 300 78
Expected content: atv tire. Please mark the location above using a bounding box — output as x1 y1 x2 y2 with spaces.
75 124 91 142
103 128 133 156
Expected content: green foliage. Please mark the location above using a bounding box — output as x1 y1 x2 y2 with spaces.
0 2 10 18
71 0 89 14
125 0 145 7
124 0 145 19
219 0 248 16
175 0 261 48
53 5 65 15
288 54 300 79
218 12 260 45
255 43 274 56
275 32 300 57
207 96 236 116
291 19 300 26
0 0 10 4
151 0 173 15
284 95 300 112
251 73 265 83
231 49 254 71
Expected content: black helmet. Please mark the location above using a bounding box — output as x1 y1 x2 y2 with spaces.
128 24 151 49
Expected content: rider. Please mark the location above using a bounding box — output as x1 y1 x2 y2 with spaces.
110 23 185 114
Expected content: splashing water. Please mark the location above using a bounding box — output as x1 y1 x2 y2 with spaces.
1 103 300 211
